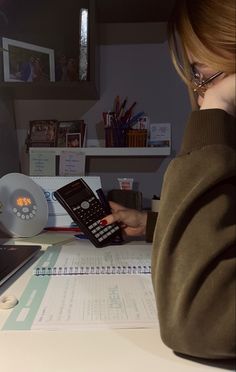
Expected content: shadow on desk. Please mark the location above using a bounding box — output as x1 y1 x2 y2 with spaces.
175 352 236 370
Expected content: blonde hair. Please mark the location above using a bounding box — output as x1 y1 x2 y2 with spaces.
168 0 236 106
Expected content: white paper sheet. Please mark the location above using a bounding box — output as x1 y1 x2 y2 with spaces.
31 274 158 330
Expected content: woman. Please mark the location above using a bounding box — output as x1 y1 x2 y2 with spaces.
101 0 236 360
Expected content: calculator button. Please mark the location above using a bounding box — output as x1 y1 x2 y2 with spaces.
81 201 90 209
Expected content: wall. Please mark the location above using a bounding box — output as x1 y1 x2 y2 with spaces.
14 41 191 208
0 97 20 177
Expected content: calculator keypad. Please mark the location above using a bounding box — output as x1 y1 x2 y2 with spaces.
72 196 120 243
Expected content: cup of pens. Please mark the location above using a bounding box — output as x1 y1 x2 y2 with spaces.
103 112 126 147
103 96 147 147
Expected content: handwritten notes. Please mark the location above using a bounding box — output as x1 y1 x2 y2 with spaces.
59 151 85 176
29 149 86 176
29 149 56 176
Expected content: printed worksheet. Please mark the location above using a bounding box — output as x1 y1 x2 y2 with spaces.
2 242 158 331
31 274 158 330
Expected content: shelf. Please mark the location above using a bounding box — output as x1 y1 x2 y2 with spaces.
0 81 99 100
29 147 171 157
0 0 99 100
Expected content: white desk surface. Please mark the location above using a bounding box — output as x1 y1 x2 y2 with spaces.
0 238 234 372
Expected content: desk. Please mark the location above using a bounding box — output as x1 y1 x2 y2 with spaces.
0 237 234 372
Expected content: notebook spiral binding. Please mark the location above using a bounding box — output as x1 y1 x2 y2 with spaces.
34 265 151 276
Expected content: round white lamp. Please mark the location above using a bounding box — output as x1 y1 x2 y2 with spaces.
0 173 48 237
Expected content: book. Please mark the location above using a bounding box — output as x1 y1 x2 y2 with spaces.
2 241 158 331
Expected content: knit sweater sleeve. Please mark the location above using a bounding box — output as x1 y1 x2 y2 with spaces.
151 109 236 359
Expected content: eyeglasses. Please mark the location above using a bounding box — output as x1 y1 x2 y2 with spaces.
190 65 223 97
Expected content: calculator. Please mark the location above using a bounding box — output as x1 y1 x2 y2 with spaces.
54 178 123 248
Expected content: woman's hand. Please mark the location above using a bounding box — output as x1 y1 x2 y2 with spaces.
200 73 236 116
100 201 147 238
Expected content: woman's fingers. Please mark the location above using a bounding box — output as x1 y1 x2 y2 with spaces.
108 200 127 212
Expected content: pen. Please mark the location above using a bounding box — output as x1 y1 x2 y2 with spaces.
123 101 137 122
128 111 145 127
113 95 120 115
118 97 127 119
44 227 81 232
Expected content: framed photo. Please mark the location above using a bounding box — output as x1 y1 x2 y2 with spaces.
57 120 86 147
148 123 171 147
66 133 81 147
2 37 55 82
66 133 81 148
28 120 58 148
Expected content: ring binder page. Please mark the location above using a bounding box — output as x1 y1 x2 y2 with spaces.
2 241 158 331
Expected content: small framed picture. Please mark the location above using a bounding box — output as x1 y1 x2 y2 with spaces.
2 37 55 82
57 120 86 147
148 123 171 147
66 133 81 148
28 120 58 148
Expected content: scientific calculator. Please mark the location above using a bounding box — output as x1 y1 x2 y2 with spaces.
54 178 123 248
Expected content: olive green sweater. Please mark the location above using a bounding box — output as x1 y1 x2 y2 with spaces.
148 109 236 359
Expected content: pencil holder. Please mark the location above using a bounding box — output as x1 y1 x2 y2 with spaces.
126 129 147 147
105 127 127 147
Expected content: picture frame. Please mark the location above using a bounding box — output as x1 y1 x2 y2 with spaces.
57 120 86 147
148 123 171 148
28 120 58 148
2 37 55 82
66 133 81 148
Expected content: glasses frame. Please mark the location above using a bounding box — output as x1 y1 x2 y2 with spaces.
190 66 223 97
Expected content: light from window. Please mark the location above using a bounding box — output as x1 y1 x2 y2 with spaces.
79 8 88 81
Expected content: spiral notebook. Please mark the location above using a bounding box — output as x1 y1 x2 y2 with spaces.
34 240 151 276
3 241 158 331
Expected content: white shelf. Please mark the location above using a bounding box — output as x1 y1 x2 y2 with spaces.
29 147 171 157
